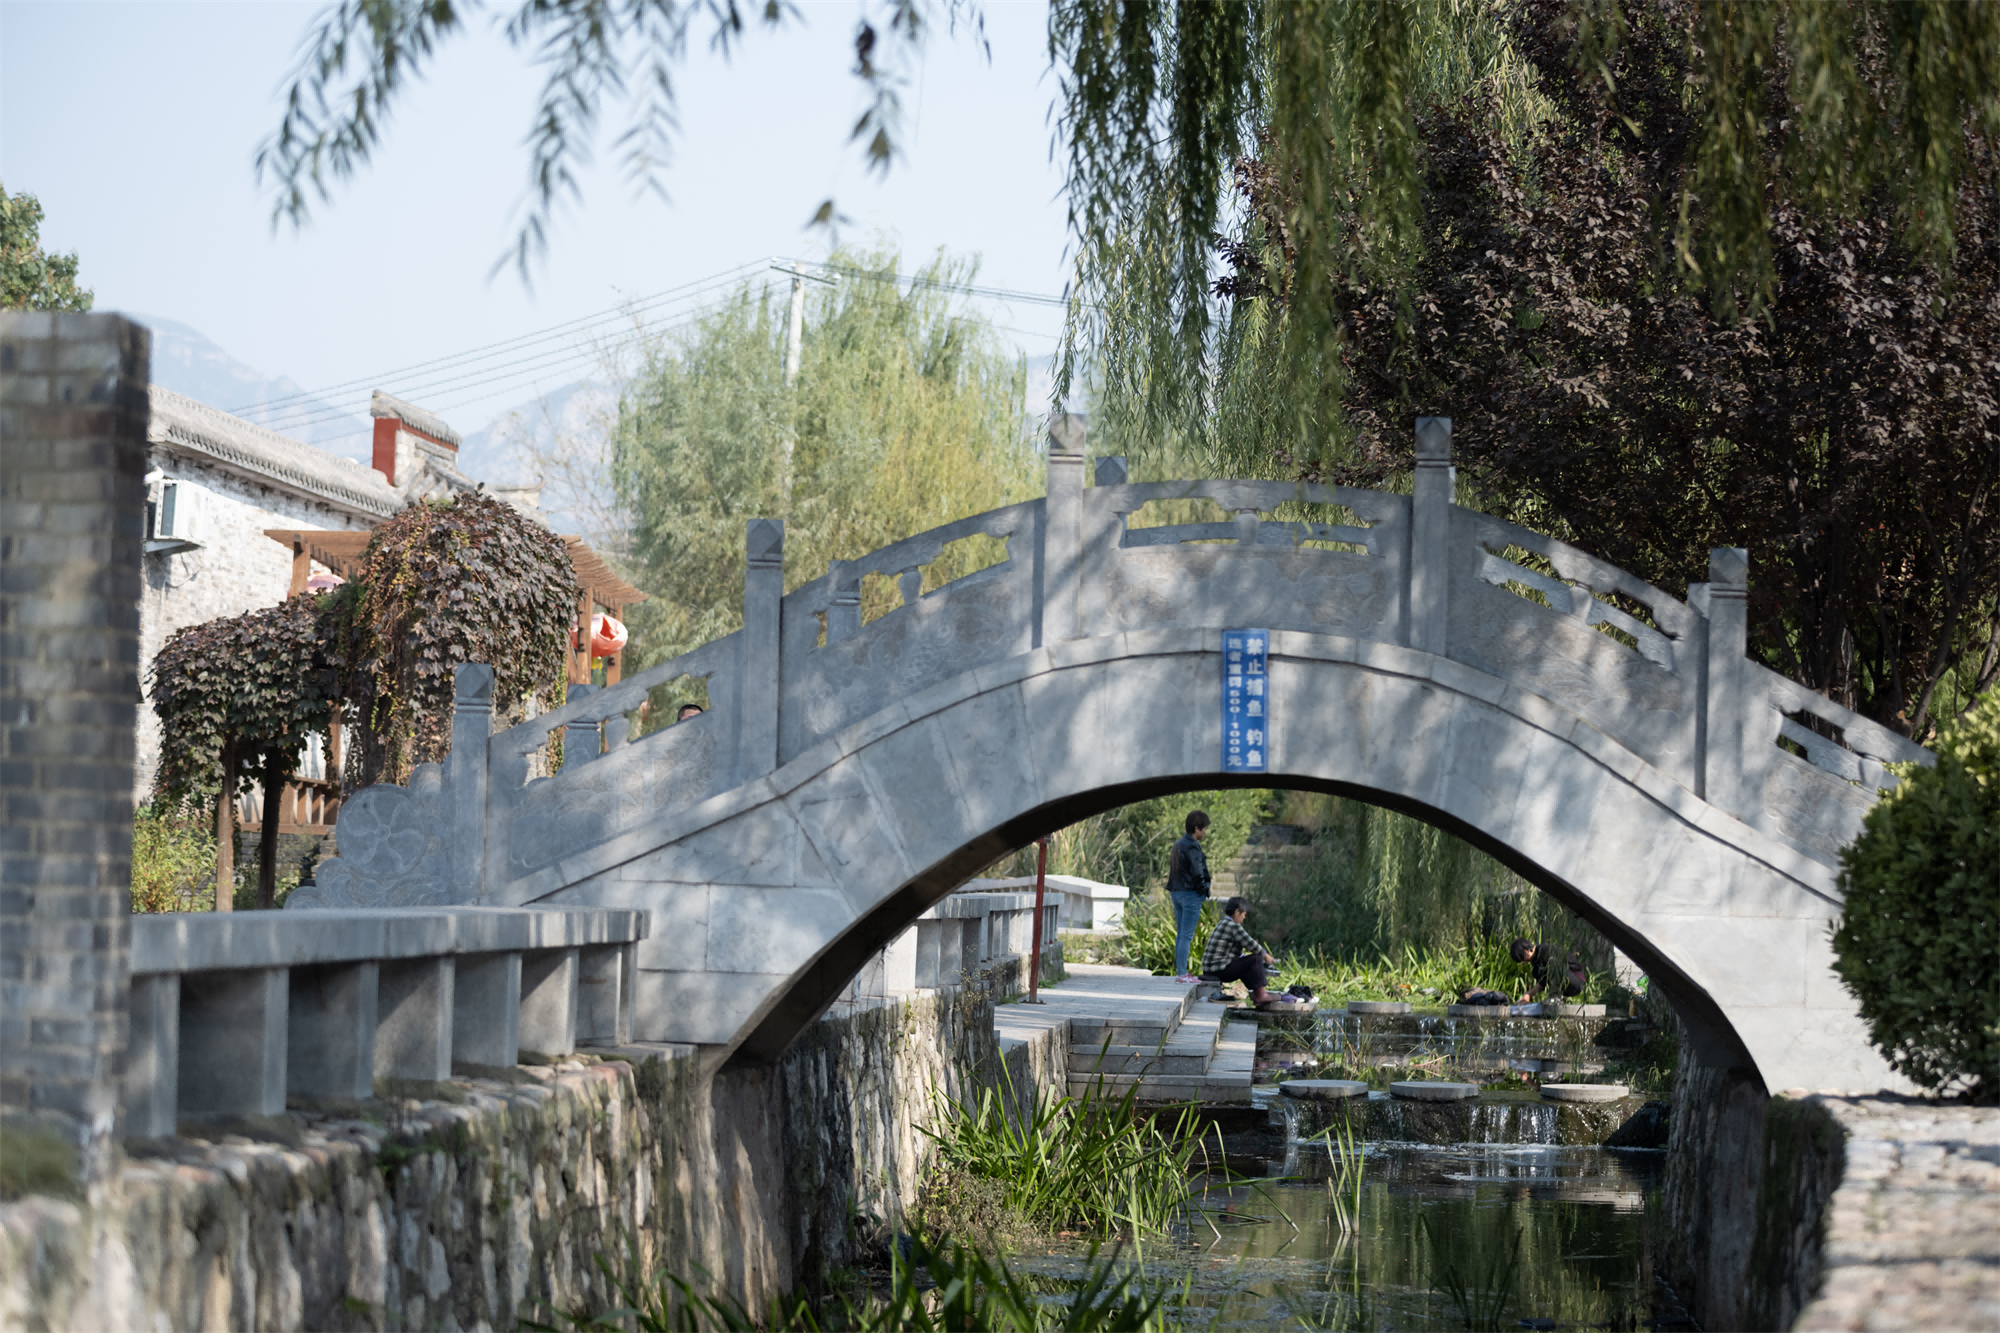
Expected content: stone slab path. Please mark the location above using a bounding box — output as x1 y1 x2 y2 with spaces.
993 964 1257 1105
1792 1095 1999 1333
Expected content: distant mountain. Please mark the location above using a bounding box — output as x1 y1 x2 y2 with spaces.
133 315 375 463
456 381 620 538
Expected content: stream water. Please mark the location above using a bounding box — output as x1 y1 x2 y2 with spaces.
1010 1009 1691 1330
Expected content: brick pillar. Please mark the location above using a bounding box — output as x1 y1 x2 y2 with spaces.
0 312 150 1184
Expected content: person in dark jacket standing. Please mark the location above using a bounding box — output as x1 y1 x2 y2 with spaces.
1166 810 1211 981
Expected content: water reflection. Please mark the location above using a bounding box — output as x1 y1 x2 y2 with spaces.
1010 1144 1693 1331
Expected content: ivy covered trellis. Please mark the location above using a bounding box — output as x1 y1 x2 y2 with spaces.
149 594 334 910
322 492 582 787
148 492 584 910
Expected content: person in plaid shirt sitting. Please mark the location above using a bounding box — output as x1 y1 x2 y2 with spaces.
1201 897 1279 1005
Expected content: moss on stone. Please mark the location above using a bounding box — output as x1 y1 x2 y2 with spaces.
0 1117 80 1201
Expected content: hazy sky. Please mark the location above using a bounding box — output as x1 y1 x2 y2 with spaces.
0 0 1072 431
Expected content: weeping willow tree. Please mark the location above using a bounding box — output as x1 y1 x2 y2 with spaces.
611 247 1040 681
1055 0 2000 472
1246 791 1610 971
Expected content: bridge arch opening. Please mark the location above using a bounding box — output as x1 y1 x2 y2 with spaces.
734 766 1756 1077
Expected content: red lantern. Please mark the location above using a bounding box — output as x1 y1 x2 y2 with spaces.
588 612 628 658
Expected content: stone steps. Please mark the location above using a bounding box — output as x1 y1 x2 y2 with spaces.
1068 1017 1258 1104
995 964 1262 1107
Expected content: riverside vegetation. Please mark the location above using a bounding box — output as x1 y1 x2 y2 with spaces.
530 1067 1210 1331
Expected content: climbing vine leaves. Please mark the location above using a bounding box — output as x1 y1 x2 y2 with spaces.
149 593 334 806
151 493 582 803
323 492 581 786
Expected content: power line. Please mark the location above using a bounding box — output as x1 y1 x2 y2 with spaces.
232 260 769 422
239 258 1078 438
775 257 1078 309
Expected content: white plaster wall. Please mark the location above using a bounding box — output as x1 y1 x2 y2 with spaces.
135 450 377 801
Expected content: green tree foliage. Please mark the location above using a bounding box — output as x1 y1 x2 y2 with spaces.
1244 793 1608 976
322 492 581 786
612 249 1038 674
149 594 336 908
129 806 222 914
1000 788 1273 895
1832 690 1999 1100
149 594 336 810
260 0 976 274
1084 0 2000 739
0 185 92 311
1056 0 2000 441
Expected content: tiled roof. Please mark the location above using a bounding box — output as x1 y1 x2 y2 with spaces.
147 387 401 519
370 388 463 448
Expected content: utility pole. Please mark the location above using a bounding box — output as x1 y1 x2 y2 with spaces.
769 259 836 515
783 263 806 388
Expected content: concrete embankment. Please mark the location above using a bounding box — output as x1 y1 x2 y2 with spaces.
0 979 1055 1332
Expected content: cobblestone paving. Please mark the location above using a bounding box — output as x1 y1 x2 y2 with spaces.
1792 1095 1999 1332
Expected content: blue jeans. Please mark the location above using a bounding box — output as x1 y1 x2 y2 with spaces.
1170 891 1206 975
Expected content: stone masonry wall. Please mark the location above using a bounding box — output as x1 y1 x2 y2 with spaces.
1660 1057 1770 1330
0 312 150 1185
1664 1055 2000 1332
0 985 1061 1331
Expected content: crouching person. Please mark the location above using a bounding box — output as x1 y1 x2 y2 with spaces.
1201 896 1280 1006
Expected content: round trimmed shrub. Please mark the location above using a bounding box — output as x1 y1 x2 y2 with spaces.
1832 690 1999 1100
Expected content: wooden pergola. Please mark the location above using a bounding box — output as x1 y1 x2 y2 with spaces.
264 528 647 685
258 528 648 837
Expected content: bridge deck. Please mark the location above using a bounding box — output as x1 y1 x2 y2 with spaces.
994 964 1258 1105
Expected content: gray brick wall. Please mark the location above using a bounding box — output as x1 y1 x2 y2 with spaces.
1 311 149 1176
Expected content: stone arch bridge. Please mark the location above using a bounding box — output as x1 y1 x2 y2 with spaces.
295 419 1930 1093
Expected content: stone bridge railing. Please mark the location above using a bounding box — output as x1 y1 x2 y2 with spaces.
124 907 647 1134
296 418 1929 913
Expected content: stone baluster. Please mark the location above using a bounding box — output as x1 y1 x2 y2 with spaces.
124 975 181 1137
1702 547 1752 816
448 663 493 904
376 957 454 1080
578 943 635 1047
519 949 581 1056
1044 414 1087 645
453 953 522 1066
287 962 379 1100
828 559 861 643
740 518 785 783
1235 509 1261 546
179 968 289 1116
563 682 600 767
1410 417 1455 655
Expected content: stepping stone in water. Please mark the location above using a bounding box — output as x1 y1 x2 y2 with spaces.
1539 1083 1628 1103
1550 1003 1607 1018
1446 1004 1512 1017
1347 1000 1410 1014
1280 1079 1369 1101
1390 1081 1479 1101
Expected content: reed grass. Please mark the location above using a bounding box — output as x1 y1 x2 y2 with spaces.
1420 1211 1522 1333
524 1231 1169 1332
1323 1116 1365 1236
918 1062 1208 1241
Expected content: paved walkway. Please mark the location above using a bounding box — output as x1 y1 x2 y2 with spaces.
1793 1095 1999 1332
992 964 1258 1104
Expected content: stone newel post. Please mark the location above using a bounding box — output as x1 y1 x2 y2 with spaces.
447 662 493 904
1702 546 1752 816
0 312 151 1183
1044 414 1086 646
1410 416 1455 654
740 518 784 782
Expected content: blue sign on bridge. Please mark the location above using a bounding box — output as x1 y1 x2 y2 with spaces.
1222 629 1270 773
